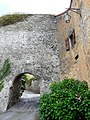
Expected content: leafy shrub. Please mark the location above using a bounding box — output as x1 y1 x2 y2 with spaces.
0 14 31 27
22 74 38 86
0 59 11 91
40 78 90 120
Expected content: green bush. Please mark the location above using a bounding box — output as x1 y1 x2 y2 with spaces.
40 78 90 120
0 14 31 27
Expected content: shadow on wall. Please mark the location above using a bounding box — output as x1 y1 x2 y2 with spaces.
7 72 40 109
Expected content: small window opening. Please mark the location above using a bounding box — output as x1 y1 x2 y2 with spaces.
65 29 76 51
75 54 79 60
69 29 76 48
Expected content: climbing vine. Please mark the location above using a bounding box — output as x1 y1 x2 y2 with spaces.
0 59 11 91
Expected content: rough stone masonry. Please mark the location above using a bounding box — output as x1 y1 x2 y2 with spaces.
0 15 60 112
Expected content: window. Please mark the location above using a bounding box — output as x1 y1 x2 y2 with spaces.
65 29 76 51
69 29 76 48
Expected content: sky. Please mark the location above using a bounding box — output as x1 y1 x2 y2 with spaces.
0 0 71 16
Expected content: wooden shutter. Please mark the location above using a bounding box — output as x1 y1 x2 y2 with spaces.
65 38 70 51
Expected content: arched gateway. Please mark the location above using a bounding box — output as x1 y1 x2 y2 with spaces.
0 15 60 112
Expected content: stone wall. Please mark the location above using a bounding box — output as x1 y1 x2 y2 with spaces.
0 15 60 112
57 0 90 84
71 0 90 84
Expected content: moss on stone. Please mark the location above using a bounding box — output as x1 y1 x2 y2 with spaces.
0 14 32 27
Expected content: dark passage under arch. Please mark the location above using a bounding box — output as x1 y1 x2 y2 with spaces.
7 73 40 109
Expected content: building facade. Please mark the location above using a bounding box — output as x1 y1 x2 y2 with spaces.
57 0 90 85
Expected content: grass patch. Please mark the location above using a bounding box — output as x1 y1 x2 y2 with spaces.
0 13 32 27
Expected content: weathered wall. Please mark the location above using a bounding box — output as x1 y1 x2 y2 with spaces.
0 15 60 112
73 0 90 84
57 11 78 80
57 0 90 84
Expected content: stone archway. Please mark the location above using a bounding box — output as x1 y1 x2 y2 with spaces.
7 73 40 109
0 15 60 112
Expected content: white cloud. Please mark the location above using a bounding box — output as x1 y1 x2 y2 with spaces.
0 0 71 16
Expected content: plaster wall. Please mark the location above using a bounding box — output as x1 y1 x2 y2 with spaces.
57 0 90 84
